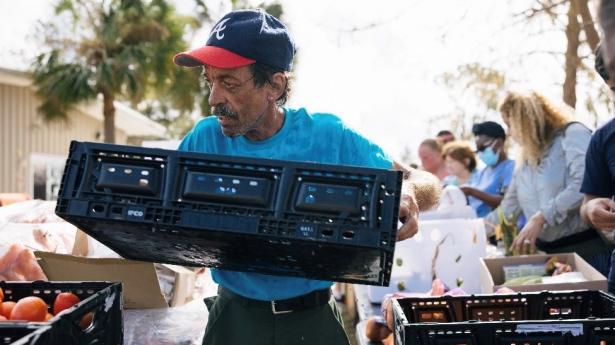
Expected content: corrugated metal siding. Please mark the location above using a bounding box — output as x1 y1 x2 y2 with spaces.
0 83 127 194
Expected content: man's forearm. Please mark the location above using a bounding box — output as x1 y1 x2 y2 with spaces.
392 160 442 212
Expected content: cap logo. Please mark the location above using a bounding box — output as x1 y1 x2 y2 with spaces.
211 18 231 40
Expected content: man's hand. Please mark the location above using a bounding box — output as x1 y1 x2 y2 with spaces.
583 197 615 231
397 192 419 241
392 160 442 242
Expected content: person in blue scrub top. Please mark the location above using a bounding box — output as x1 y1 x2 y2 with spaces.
460 121 515 218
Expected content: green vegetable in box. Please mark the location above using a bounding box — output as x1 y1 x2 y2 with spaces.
497 209 519 256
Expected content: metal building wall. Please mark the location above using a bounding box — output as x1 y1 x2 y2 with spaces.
0 83 127 194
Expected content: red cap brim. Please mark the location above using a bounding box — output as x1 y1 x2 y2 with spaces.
173 46 256 68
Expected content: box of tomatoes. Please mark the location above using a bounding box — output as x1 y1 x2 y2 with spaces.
0 280 122 345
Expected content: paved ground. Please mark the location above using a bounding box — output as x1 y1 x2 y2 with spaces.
336 284 358 345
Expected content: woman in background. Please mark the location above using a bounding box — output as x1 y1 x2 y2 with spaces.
498 90 612 276
442 141 477 187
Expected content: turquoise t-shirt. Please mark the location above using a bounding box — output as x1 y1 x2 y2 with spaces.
468 159 515 217
178 107 392 301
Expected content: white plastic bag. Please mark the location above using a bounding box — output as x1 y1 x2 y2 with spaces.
123 299 208 345
367 218 487 303
419 186 477 220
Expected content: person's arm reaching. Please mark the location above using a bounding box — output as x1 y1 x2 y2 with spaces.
392 160 442 241
460 187 504 208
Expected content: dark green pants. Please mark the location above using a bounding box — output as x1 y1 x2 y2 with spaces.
202 287 351 345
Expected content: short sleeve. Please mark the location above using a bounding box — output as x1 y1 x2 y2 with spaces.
339 126 393 169
177 128 194 151
580 130 611 197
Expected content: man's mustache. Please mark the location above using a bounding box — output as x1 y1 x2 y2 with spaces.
212 105 238 118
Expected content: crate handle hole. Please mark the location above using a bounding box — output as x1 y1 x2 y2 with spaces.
321 229 334 237
111 207 123 214
342 230 355 239
92 205 105 213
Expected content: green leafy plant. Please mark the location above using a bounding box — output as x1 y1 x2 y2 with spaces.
497 209 519 256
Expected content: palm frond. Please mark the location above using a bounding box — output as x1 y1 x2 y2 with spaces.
32 50 97 121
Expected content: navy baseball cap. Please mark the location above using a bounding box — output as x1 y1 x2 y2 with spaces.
472 121 506 139
173 9 296 71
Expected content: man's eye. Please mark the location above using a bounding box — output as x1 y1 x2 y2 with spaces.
222 82 237 90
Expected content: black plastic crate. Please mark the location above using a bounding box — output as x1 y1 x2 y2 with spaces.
0 281 123 345
392 290 615 345
0 324 51 345
55 141 402 285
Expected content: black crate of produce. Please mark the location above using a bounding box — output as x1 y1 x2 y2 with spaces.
392 290 615 345
0 281 122 345
55 141 402 286
0 324 52 345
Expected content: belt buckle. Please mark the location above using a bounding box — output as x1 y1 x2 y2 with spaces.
271 301 293 315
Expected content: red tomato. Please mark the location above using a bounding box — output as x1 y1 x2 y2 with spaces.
0 315 6 321
0 302 16 319
10 297 48 322
79 312 93 329
0 287 3 303
53 292 81 316
44 313 54 321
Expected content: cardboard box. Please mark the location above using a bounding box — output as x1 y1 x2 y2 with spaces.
155 264 197 307
35 251 195 309
480 253 607 293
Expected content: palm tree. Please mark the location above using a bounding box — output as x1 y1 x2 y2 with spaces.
32 0 205 143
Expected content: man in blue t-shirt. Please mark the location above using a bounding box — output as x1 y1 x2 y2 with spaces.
173 9 441 345
460 121 515 218
580 10 615 293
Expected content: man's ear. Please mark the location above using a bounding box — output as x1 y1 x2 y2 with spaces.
268 72 286 100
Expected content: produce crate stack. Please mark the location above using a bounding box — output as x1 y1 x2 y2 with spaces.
392 290 615 345
55 141 402 286
0 281 122 345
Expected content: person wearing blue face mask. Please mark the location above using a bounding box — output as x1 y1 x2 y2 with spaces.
460 121 515 218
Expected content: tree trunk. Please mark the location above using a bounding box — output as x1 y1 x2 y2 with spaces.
577 0 599 52
563 0 581 108
102 91 116 143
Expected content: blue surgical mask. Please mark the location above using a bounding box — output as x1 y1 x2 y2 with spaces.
478 147 499 167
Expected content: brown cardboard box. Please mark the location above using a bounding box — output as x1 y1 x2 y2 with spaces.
480 253 607 293
35 251 195 309
156 264 197 307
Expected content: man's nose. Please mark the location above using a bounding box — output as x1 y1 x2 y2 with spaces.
208 83 225 107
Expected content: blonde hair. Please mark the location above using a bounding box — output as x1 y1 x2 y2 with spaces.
498 90 570 166
442 141 477 171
